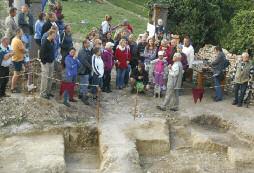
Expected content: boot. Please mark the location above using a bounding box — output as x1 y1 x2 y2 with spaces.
82 96 90 105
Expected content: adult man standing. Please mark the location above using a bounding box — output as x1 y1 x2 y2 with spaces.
157 53 183 112
0 37 14 98
5 7 18 42
39 29 56 99
78 39 92 105
11 28 25 93
18 4 34 50
182 36 194 81
232 52 253 107
211 46 227 102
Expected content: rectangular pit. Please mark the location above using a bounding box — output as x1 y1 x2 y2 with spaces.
63 126 100 173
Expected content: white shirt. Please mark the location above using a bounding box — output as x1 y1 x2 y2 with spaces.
0 44 12 67
92 54 104 78
101 21 110 34
182 45 195 68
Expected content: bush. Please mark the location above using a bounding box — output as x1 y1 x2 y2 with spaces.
222 10 254 56
147 0 254 52
147 0 227 50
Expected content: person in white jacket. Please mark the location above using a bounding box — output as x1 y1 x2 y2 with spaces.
92 47 104 96
157 53 183 111
182 36 194 81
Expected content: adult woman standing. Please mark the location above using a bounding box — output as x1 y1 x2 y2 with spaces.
34 12 45 47
60 25 73 65
143 37 157 83
115 39 131 89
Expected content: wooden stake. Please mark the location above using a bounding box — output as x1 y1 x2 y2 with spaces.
134 89 138 120
96 86 101 126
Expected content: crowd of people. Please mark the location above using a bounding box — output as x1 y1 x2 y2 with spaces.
0 1 253 110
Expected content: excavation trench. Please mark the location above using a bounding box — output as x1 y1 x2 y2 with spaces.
139 114 254 173
1 114 254 173
0 124 100 173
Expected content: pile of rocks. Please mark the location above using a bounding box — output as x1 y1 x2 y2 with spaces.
195 44 242 74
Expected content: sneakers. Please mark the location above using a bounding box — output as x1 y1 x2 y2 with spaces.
41 94 50 100
69 98 78 102
157 106 166 111
27 84 37 92
81 96 90 105
11 88 21 93
48 93 54 97
0 93 11 98
63 102 71 107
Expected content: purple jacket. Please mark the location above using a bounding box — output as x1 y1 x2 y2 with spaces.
102 49 114 71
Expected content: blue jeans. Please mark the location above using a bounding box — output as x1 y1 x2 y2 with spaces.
116 68 126 88
79 74 89 96
214 76 223 100
92 74 103 94
124 64 131 85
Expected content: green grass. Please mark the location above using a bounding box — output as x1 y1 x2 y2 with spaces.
62 1 148 40
107 0 149 17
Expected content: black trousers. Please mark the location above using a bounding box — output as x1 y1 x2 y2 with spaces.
0 67 9 96
234 82 248 104
103 70 111 90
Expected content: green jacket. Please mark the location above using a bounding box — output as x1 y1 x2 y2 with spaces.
234 61 252 84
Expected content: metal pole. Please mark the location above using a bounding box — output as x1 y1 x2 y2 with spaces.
13 0 25 23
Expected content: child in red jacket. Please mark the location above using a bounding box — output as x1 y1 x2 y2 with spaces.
115 39 131 89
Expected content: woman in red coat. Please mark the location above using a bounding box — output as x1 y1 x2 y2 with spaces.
115 39 131 89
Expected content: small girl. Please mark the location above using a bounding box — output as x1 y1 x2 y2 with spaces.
151 50 168 91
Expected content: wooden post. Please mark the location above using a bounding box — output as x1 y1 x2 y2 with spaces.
134 90 138 120
96 86 101 126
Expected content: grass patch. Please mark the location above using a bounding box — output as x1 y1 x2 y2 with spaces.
62 1 148 40
107 0 149 17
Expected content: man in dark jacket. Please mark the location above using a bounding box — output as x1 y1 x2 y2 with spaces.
39 29 56 99
60 25 73 64
78 39 92 105
41 12 57 37
130 63 149 93
18 4 34 50
211 46 227 102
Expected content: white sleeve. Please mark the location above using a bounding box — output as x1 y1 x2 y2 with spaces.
102 22 109 34
189 46 195 68
168 63 179 77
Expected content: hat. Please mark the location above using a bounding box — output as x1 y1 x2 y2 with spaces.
105 42 114 49
158 51 164 56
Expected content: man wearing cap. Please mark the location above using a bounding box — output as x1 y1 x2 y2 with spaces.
102 42 114 93
5 7 18 42
78 39 93 105
0 37 14 98
157 53 183 111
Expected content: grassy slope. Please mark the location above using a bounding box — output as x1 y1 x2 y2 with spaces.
107 0 149 17
62 1 147 40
